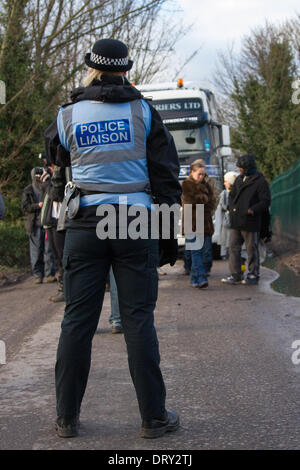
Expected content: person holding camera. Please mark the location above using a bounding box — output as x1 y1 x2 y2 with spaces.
21 167 56 284
39 162 66 301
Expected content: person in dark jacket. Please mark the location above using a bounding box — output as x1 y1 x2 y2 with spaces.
221 154 271 285
44 38 181 439
21 168 56 284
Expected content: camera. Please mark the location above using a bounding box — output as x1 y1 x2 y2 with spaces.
38 152 52 167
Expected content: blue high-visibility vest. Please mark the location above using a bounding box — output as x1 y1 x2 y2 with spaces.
57 99 153 208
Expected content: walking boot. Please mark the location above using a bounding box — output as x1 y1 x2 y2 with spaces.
111 324 124 334
221 275 241 285
55 415 80 438
199 281 208 289
141 409 180 439
242 274 259 285
49 291 65 302
44 275 57 283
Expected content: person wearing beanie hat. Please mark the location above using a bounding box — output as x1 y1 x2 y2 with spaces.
44 38 181 439
236 154 257 176
221 154 271 285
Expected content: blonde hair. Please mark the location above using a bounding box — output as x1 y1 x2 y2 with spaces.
82 68 125 87
224 171 238 186
190 159 206 172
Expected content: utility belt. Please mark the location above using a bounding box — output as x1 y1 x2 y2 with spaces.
56 182 78 231
57 182 103 231
57 181 152 231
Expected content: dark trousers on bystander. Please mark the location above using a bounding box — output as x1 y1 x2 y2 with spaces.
229 229 260 280
47 228 66 289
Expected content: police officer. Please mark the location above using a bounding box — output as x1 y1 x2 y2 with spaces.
44 39 182 438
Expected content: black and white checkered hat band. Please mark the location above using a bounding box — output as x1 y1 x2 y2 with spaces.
91 52 128 67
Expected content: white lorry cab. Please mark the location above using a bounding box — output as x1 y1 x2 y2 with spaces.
137 79 232 248
137 79 232 189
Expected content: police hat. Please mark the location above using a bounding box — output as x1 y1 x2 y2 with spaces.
85 39 133 72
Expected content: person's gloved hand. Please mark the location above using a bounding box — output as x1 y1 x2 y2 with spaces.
159 239 178 267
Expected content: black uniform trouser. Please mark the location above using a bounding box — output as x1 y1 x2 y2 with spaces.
55 228 166 421
229 229 260 279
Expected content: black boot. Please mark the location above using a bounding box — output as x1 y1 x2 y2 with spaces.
141 409 180 438
55 415 79 438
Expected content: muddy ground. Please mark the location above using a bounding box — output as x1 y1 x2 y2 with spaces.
0 267 31 288
281 252 300 276
270 237 300 277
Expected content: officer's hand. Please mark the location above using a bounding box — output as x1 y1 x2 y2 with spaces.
159 239 178 267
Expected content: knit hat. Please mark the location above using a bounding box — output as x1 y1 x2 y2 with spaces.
236 154 257 171
224 171 239 186
85 39 133 72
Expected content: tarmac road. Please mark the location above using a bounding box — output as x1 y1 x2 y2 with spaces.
0 260 300 450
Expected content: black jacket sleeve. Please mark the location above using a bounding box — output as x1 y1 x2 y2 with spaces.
250 178 271 215
44 119 71 167
21 188 40 214
51 166 66 202
146 104 182 206
229 176 240 203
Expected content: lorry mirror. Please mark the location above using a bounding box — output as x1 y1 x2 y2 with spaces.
186 137 196 144
220 125 230 147
220 146 232 157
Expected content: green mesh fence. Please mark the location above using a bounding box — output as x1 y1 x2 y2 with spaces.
270 158 300 244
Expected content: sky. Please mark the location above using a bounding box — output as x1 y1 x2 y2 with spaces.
171 0 300 90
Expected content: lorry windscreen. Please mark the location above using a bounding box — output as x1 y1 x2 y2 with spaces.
168 125 211 155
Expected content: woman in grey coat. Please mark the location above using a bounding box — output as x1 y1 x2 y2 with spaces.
215 171 238 258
